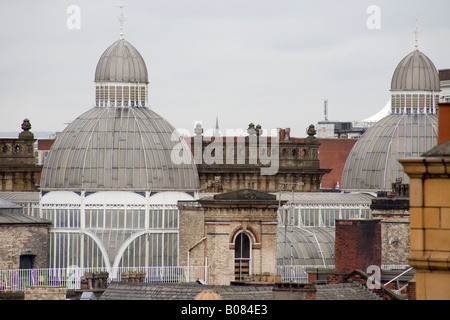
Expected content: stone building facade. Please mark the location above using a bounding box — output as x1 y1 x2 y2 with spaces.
191 123 331 193
24 286 67 300
179 189 285 285
0 119 41 192
371 181 410 265
0 199 50 269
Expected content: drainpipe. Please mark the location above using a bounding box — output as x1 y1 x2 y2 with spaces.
187 237 206 281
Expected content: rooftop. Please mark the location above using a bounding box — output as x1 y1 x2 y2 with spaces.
423 139 450 157
0 196 49 224
99 282 274 300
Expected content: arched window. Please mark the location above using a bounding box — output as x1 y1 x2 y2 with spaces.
234 233 251 280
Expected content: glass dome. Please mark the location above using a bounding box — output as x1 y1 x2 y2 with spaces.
95 39 148 84
341 113 438 191
40 106 199 192
391 49 440 92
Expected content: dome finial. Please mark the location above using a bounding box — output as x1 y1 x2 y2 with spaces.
414 19 421 50
116 1 127 39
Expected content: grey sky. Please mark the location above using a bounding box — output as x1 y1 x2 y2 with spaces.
0 0 449 137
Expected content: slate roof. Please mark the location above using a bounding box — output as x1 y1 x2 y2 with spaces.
100 281 386 300
100 282 274 300
0 191 39 204
0 196 50 224
423 140 450 157
315 282 382 300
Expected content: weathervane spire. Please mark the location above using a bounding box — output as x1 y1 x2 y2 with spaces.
116 1 127 39
414 19 421 50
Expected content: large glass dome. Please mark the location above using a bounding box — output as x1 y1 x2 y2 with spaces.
40 106 199 192
341 113 437 190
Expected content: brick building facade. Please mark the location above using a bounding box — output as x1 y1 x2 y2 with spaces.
334 219 382 274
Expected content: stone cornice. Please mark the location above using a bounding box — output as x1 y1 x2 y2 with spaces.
399 157 450 179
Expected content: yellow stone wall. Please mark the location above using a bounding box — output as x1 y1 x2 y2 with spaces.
400 157 450 300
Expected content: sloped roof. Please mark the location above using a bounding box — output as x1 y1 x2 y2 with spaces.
199 192 375 205
99 282 274 300
276 191 375 205
423 140 450 157
0 211 50 224
0 191 40 204
0 196 49 224
315 282 382 300
277 226 335 266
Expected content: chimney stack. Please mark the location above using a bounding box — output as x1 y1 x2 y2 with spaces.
334 219 381 274
437 102 450 145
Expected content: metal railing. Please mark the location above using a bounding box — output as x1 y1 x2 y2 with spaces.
0 266 210 292
276 265 335 283
276 264 412 284
383 266 413 295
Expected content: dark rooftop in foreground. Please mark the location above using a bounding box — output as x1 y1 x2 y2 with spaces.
99 282 274 300
423 140 450 157
99 281 387 300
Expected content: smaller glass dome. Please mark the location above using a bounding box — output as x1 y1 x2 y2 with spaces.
391 49 440 92
95 39 148 84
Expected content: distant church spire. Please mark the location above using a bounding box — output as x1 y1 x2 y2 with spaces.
213 116 221 136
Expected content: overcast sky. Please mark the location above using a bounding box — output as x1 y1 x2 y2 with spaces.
0 0 449 137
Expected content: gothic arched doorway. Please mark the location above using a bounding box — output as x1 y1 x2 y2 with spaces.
234 233 251 280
